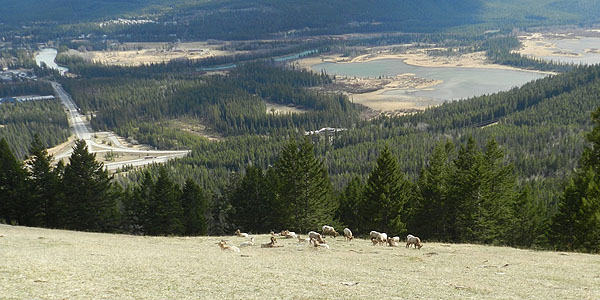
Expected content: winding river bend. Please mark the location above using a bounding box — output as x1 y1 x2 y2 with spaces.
35 48 69 74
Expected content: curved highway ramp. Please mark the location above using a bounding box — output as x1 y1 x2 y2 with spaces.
50 81 189 171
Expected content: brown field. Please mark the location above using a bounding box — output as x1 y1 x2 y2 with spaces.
1 225 599 299
87 42 229 66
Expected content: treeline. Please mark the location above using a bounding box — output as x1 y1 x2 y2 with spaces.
60 62 359 137
0 81 54 98
0 82 69 158
0 137 208 236
56 59 600 195
0 49 37 69
481 36 574 72
3 115 599 253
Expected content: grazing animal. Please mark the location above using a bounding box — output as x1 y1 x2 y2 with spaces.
308 231 325 244
235 229 249 238
261 237 278 248
218 241 240 252
283 231 297 239
387 236 400 247
406 235 423 249
370 231 381 241
378 233 388 246
322 225 339 238
239 237 255 248
343 228 353 241
310 237 330 249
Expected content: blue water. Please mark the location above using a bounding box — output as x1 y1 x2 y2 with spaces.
35 48 69 74
541 37 600 65
313 59 546 103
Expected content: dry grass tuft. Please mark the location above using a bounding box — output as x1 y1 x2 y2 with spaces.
1 225 599 299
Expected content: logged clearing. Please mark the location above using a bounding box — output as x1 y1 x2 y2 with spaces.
1 225 599 299
87 42 229 66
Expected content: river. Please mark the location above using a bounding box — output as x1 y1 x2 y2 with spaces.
35 48 69 74
312 59 546 103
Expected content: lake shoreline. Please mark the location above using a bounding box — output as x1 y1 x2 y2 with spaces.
296 52 547 114
297 51 556 75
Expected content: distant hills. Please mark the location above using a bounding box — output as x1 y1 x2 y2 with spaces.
2 0 600 41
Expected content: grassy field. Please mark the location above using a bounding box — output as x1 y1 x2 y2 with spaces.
1 224 599 299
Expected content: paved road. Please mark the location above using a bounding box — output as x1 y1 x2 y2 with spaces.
50 81 189 170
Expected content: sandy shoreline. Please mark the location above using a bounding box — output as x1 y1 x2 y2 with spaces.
296 49 552 114
297 50 554 75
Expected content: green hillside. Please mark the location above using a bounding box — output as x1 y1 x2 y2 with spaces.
2 0 600 41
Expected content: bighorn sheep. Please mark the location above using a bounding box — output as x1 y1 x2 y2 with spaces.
369 231 388 246
406 235 423 249
378 233 388 246
239 237 255 248
235 229 249 238
387 236 400 247
310 237 330 249
308 231 325 244
343 228 353 241
261 236 278 248
218 241 240 252
322 225 339 238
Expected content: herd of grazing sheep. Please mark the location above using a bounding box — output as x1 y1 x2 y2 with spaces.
218 226 423 252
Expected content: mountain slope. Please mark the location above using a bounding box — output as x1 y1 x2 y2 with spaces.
1 224 598 299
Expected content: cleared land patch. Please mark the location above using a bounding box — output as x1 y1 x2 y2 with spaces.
84 42 229 66
1 225 598 299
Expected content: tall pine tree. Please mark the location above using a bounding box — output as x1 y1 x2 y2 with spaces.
25 134 60 227
61 139 118 232
229 165 271 233
548 107 600 252
272 137 336 232
0 138 26 225
360 144 412 235
145 166 184 236
336 176 363 232
181 178 208 236
411 141 453 240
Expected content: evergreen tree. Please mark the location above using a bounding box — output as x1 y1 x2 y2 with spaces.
208 172 237 235
447 137 482 242
145 166 184 235
509 186 548 248
181 178 208 236
548 107 600 252
411 141 453 240
477 138 516 244
229 165 271 232
336 176 363 232
360 144 412 235
272 137 336 232
25 134 60 227
61 139 118 231
0 137 26 225
123 171 153 234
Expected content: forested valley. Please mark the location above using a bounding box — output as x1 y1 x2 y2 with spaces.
1 56 600 252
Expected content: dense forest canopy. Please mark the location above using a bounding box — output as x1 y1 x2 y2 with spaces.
2 0 600 42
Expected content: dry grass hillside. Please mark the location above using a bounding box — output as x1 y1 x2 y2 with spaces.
1 224 599 299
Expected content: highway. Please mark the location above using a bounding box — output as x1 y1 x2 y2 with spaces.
50 81 189 171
